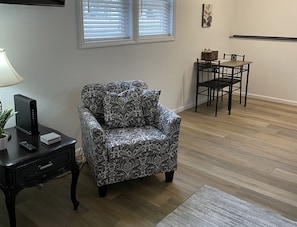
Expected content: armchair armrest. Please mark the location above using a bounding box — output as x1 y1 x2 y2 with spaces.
78 105 109 186
155 103 181 138
155 104 181 170
78 105 107 158
78 105 106 142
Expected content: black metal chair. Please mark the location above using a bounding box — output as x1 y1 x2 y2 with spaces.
195 59 232 116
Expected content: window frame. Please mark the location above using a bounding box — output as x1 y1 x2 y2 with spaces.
77 0 175 49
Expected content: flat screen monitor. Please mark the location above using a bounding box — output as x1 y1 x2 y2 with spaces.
0 0 65 6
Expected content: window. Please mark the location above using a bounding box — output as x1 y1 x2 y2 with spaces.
139 0 174 38
80 0 133 43
78 0 175 48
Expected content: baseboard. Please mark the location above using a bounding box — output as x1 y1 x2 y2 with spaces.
248 93 297 106
173 96 208 113
173 103 194 113
174 93 297 113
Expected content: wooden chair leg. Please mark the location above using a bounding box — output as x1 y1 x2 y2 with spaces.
98 185 107 197
165 171 174 182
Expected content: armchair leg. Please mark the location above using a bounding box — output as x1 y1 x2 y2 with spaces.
98 185 107 197
165 171 174 182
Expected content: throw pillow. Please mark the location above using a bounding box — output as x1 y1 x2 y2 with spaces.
141 89 161 125
103 89 145 128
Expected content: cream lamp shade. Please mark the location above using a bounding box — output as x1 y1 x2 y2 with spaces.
0 48 23 87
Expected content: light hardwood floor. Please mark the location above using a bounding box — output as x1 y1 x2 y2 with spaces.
1 97 297 226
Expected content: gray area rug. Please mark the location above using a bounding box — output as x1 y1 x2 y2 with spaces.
156 185 297 227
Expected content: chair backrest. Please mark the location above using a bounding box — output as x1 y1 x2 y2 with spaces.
223 53 245 61
81 80 148 123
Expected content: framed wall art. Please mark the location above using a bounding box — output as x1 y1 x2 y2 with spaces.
202 4 213 28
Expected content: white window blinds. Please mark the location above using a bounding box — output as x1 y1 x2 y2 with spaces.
139 0 173 37
82 0 132 42
78 0 175 48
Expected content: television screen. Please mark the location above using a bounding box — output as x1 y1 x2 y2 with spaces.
0 0 65 6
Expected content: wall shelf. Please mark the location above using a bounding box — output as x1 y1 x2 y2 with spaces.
229 35 297 42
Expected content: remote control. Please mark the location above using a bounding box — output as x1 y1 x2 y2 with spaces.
19 141 37 151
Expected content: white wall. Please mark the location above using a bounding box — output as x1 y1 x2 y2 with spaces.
232 0 297 105
0 0 234 146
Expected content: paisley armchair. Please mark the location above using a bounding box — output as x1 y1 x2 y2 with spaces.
78 80 181 197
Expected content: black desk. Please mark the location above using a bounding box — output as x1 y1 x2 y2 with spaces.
220 60 252 109
195 60 252 115
0 125 79 227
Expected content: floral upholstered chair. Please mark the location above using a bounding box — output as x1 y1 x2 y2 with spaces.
78 80 181 197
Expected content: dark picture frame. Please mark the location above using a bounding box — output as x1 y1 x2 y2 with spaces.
202 4 213 28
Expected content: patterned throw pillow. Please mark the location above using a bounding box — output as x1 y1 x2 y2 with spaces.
141 89 161 125
103 89 145 128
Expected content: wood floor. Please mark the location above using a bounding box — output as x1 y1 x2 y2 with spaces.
1 97 297 226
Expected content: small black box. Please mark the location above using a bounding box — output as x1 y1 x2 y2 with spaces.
14 94 39 135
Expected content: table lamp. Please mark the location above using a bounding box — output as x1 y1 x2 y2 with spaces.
0 48 24 112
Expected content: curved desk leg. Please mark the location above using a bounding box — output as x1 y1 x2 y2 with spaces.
4 188 21 227
228 67 235 115
71 163 80 210
244 64 250 107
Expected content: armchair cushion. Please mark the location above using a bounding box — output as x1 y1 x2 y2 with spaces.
105 126 168 160
103 88 145 129
103 88 161 129
81 80 148 124
141 89 161 125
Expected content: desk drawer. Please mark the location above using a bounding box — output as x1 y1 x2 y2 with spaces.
15 150 71 186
